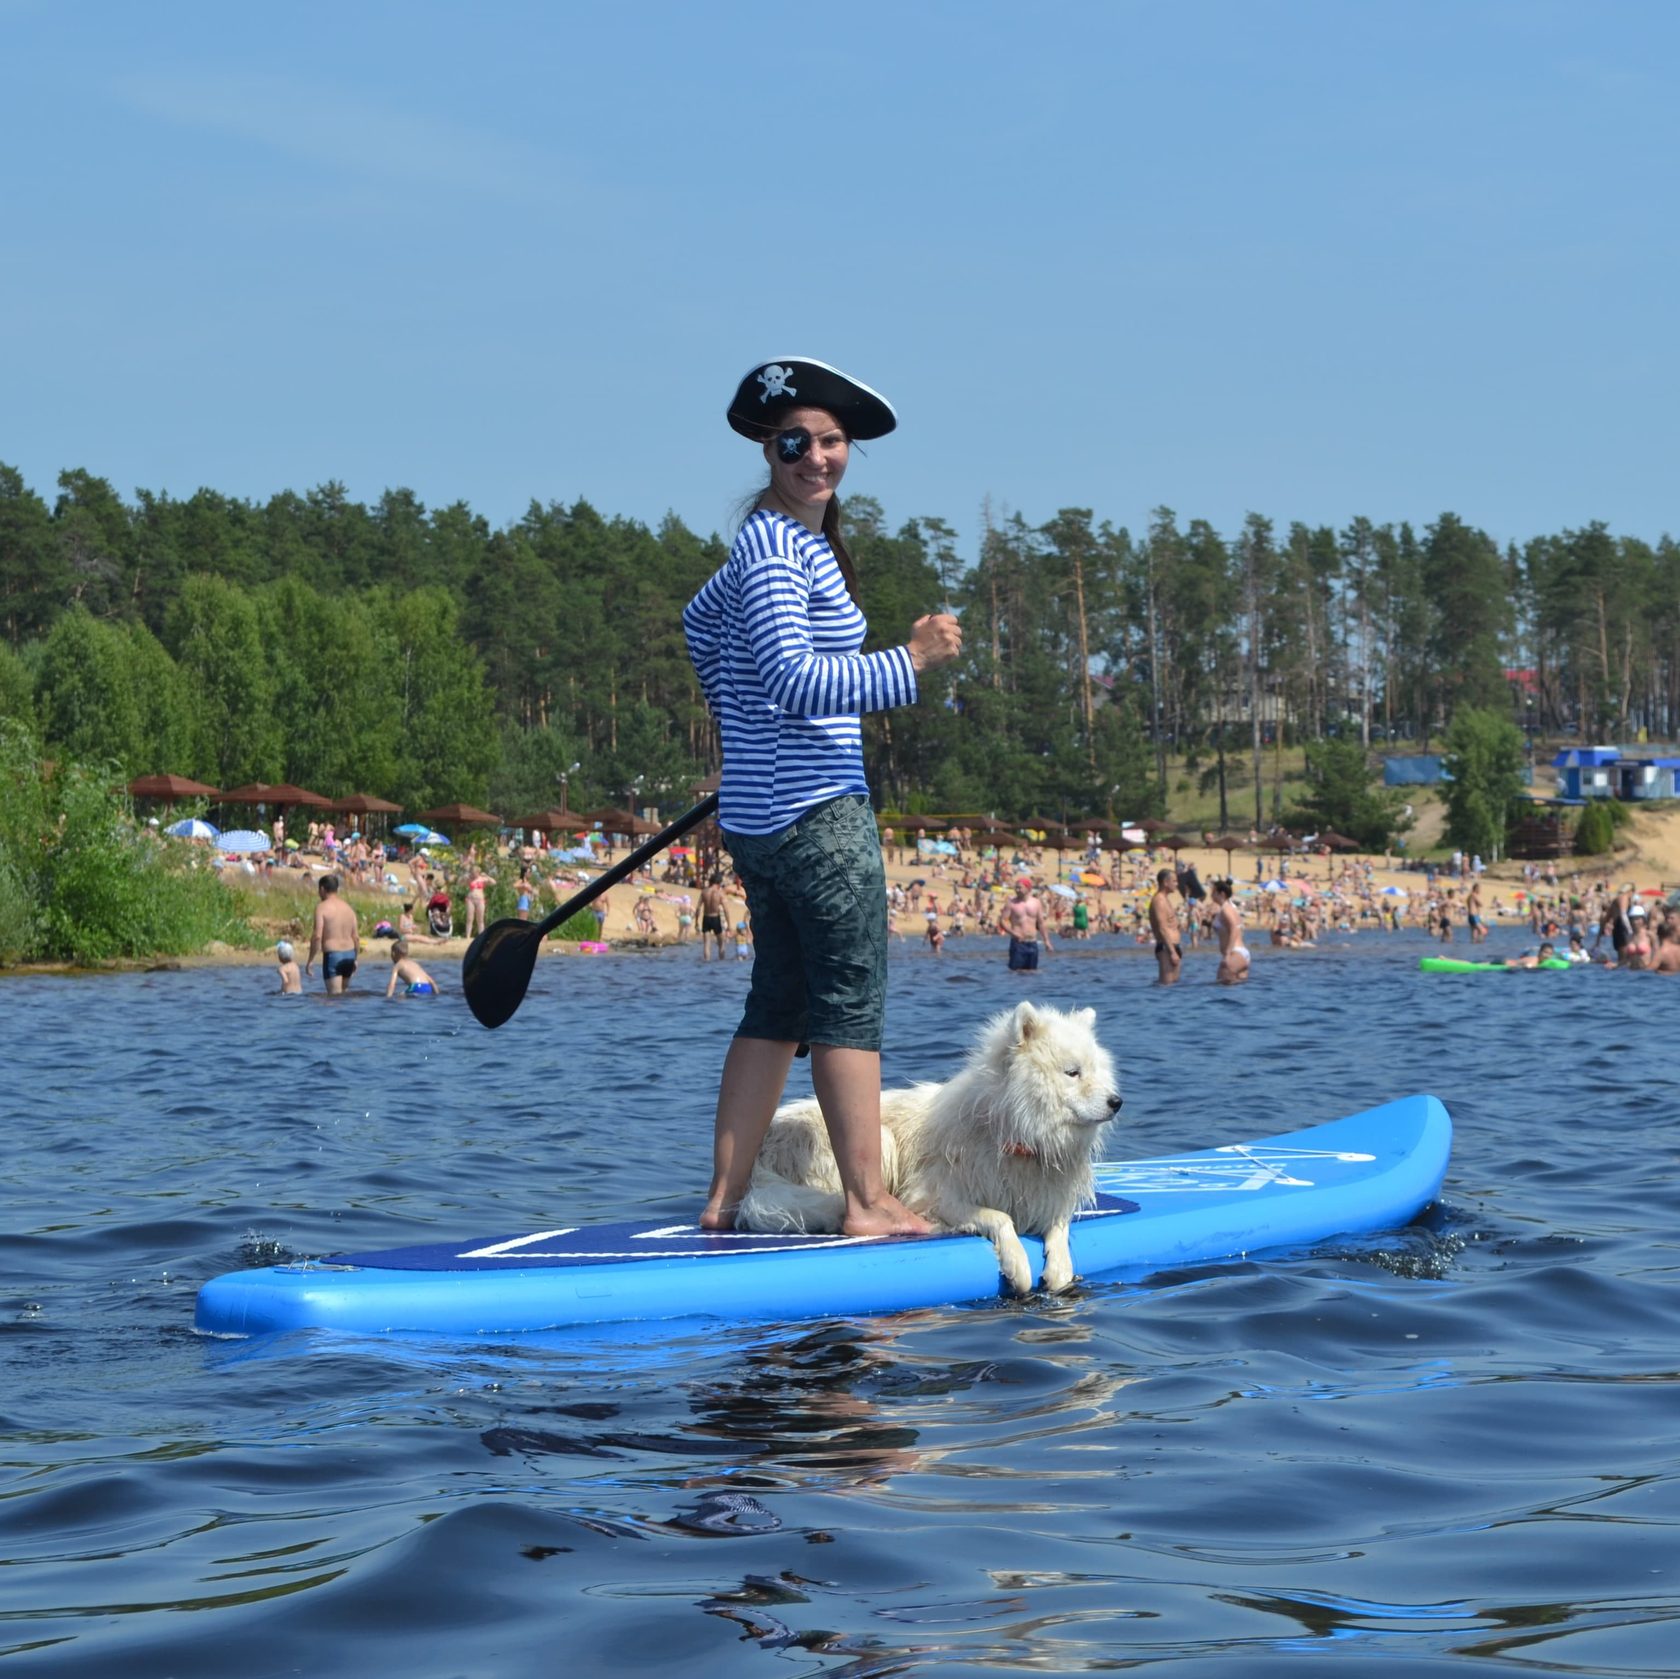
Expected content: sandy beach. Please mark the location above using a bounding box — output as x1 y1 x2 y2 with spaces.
172 794 1680 980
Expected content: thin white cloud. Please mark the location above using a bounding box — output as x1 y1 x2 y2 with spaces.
117 71 578 208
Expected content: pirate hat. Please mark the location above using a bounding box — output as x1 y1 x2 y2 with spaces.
727 357 897 442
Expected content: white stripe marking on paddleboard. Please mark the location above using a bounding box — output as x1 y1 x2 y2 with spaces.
459 1229 579 1258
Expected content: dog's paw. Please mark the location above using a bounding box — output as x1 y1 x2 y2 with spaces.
1041 1257 1076 1294
997 1240 1034 1296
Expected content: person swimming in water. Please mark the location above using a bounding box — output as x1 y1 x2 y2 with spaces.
385 938 438 998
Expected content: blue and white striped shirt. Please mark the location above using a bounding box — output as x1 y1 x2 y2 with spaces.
684 509 918 836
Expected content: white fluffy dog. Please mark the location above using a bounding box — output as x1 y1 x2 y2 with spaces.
737 1002 1124 1294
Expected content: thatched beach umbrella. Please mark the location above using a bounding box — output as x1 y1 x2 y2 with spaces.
128 772 222 800
508 807 576 834
578 805 659 837
219 782 331 808
1208 833 1251 870
417 801 503 827
332 792 401 817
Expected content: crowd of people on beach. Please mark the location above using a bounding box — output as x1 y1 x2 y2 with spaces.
234 811 1679 998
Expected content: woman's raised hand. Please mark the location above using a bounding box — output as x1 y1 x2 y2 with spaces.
908 613 963 672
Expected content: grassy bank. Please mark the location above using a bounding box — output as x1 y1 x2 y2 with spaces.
0 725 261 967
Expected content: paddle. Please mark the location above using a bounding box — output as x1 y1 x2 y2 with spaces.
461 792 720 1029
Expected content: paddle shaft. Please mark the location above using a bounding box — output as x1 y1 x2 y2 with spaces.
531 792 719 940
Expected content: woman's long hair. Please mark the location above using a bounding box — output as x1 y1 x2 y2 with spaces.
736 454 862 606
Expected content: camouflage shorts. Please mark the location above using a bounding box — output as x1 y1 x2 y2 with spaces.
723 794 887 1052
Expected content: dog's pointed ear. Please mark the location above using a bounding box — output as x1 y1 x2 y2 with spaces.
1012 1000 1040 1041
1077 1007 1097 1028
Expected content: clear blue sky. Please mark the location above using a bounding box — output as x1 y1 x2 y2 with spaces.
4 0 1675 559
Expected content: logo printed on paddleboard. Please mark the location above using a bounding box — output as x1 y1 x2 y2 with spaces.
1098 1146 1375 1195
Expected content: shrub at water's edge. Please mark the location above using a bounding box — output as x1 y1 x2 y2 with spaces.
0 722 259 966
555 909 598 942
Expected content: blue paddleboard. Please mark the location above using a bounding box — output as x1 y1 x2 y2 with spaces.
194 1093 1451 1338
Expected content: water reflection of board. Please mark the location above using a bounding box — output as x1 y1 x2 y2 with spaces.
194 1094 1451 1339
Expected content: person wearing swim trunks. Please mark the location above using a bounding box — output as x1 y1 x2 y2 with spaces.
683 355 961 1237
1211 876 1250 985
699 875 727 962
385 938 438 997
305 874 361 995
1002 876 1051 972
1149 867 1182 985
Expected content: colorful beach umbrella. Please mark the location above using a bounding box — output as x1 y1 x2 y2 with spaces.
219 829 271 853
164 817 219 840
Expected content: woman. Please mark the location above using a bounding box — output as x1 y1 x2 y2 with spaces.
683 357 961 1236
463 859 493 941
1620 903 1653 969
1211 876 1251 984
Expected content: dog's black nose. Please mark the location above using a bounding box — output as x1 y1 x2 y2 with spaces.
1107 1094 1123 1113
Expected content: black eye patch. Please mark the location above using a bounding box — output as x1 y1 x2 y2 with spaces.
775 427 812 462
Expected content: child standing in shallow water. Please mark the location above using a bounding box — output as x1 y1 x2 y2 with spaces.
275 940 302 994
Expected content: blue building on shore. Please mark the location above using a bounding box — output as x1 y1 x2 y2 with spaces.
1552 747 1680 803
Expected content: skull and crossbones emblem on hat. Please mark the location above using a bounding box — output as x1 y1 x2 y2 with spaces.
756 364 797 403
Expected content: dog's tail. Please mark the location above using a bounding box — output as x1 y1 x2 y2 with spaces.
735 1173 846 1235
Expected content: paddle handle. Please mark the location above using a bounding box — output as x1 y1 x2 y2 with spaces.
532 792 720 940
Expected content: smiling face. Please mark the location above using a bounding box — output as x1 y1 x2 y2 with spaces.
761 405 848 520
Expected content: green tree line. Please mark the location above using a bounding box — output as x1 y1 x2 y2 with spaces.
2 462 1675 824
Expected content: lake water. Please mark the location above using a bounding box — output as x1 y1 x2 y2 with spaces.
3 930 1677 1676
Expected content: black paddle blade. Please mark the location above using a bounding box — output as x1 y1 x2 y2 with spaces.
461 917 544 1029
459 790 720 1031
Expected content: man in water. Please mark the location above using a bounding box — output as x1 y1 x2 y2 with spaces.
1466 878 1487 944
1003 876 1051 973
698 874 727 963
305 874 361 995
1652 919 1680 974
1149 867 1182 985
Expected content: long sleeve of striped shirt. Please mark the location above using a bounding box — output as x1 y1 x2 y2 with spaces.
683 510 919 835
735 515 917 718
684 567 726 714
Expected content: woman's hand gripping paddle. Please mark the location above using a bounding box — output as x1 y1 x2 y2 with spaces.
462 793 720 1029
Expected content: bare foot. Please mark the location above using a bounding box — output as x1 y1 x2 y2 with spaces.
842 1195 933 1238
698 1201 736 1231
